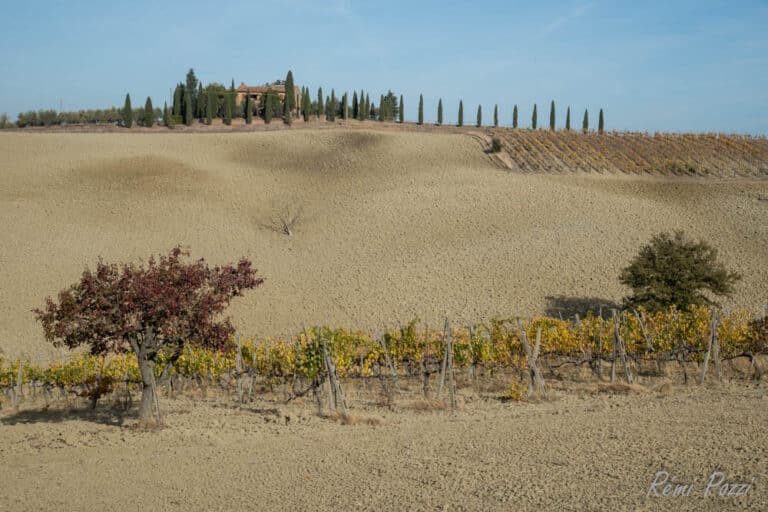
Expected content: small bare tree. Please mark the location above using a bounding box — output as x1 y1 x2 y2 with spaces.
271 204 302 236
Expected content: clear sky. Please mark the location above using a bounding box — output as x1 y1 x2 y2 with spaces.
1 0 766 133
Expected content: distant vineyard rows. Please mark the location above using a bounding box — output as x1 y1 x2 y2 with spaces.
490 130 768 176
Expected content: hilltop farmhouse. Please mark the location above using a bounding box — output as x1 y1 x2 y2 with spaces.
236 82 300 113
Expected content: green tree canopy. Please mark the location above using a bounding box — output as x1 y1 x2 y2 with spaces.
458 100 463 126
620 231 741 311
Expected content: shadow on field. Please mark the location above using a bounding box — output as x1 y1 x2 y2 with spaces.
1 404 128 427
544 295 620 319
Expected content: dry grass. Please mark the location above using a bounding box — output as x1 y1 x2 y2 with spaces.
593 382 649 394
324 411 384 426
407 399 448 411
651 380 674 395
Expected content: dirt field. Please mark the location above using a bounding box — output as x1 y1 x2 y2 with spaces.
1 128 767 359
1 127 767 511
1 381 766 511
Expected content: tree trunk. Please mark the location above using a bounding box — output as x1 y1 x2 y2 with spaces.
137 355 157 425
130 336 159 427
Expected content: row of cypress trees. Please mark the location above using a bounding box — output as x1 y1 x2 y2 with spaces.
122 67 606 133
121 94 163 128
439 98 604 133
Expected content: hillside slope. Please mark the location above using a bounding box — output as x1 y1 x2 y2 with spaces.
1 129 767 357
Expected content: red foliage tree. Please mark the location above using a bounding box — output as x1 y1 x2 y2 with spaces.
33 247 263 425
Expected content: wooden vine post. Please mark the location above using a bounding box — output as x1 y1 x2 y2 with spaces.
378 330 401 396
322 337 348 417
712 309 721 382
235 335 244 403
437 318 450 398
698 308 720 384
446 326 457 409
612 309 633 384
517 320 546 398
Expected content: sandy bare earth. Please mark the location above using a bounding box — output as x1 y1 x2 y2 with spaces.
0 382 766 511
1 128 767 360
1 128 767 511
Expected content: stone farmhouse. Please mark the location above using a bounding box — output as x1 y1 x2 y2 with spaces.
235 82 301 113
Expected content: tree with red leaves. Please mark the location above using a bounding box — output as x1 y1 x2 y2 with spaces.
33 247 263 426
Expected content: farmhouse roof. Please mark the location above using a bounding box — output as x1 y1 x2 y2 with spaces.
237 82 298 94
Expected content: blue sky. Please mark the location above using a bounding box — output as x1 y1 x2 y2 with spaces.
1 0 766 133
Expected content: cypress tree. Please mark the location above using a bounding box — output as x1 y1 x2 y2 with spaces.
263 90 274 124
329 90 336 121
493 104 498 127
184 89 193 126
549 100 555 131
352 91 359 120
284 71 296 115
364 94 370 120
565 107 571 131
185 69 198 117
532 104 537 129
162 102 169 127
437 99 443 125
399 95 405 123
583 109 589 133
172 84 183 116
458 100 463 126
245 93 253 124
196 83 203 119
303 89 311 122
476 105 482 127
228 80 236 120
317 87 324 119
513 105 518 128
418 94 424 125
224 95 232 126
123 93 133 128
284 104 292 126
378 94 384 121
206 90 215 125
598 109 605 134
144 97 154 127
355 90 362 120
